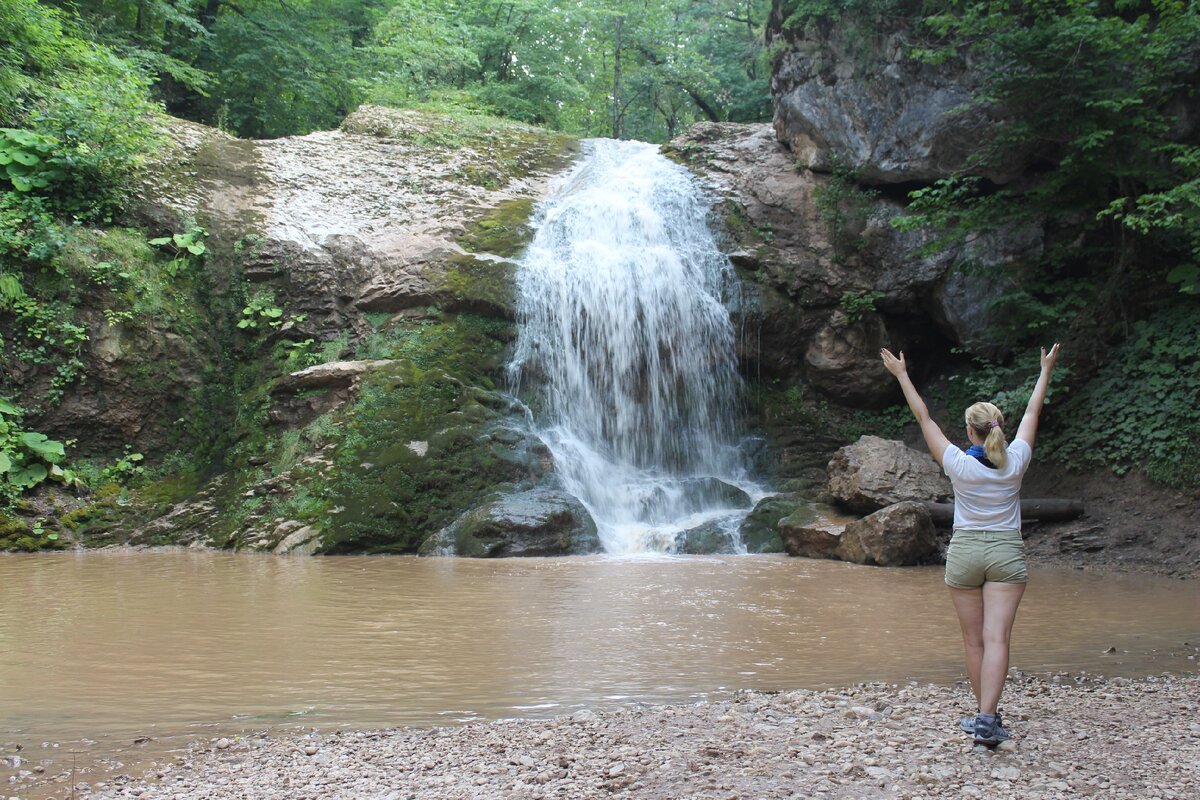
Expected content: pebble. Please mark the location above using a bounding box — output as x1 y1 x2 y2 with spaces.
10 673 1193 800
215 738 230 750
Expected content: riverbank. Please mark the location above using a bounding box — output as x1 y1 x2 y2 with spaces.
24 672 1186 799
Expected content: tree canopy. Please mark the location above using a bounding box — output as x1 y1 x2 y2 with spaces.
22 0 772 140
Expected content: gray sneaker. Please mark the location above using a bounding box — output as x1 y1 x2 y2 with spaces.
973 712 1010 747
959 714 976 734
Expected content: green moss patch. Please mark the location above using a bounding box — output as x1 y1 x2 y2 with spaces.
317 361 534 554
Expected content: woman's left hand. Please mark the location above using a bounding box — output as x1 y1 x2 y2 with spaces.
880 348 907 377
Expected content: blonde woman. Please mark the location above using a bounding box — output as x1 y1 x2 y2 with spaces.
880 343 1061 746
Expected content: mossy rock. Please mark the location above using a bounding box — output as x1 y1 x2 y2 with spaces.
0 511 69 551
421 487 600 557
739 494 808 554
676 520 740 555
314 361 547 554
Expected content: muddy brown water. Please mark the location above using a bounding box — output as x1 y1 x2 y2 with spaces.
2 552 1197 797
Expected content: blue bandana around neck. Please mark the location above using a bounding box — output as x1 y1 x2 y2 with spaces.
965 444 998 469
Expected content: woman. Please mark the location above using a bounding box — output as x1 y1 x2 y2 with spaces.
880 343 1061 746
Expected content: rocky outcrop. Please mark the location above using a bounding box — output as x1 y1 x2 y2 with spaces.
141 107 576 336
421 488 600 557
766 12 1029 186
268 360 395 427
18 107 585 555
668 122 1042 403
826 436 951 513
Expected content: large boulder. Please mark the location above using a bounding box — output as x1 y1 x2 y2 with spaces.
778 501 858 559
827 435 951 513
836 501 939 566
420 488 600 557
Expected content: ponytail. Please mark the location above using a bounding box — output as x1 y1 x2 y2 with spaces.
966 402 1007 469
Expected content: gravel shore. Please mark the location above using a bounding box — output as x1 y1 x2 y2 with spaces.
36 672 1190 800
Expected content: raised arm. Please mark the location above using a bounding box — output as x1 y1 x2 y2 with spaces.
880 348 951 466
1016 343 1061 449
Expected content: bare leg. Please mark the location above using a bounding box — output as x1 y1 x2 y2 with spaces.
948 587 984 707
979 582 1026 714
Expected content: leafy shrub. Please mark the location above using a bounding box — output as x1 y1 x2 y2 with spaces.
839 290 884 323
1041 307 1200 485
0 128 63 192
0 397 74 501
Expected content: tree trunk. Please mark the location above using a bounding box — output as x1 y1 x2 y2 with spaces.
921 499 1085 526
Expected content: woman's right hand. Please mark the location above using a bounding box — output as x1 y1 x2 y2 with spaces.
880 348 907 377
1040 342 1061 372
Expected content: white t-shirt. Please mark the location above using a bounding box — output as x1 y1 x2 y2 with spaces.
941 439 1033 531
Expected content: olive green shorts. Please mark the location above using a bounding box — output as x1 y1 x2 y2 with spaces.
944 529 1028 589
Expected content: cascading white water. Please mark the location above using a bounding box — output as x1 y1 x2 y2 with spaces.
509 139 761 554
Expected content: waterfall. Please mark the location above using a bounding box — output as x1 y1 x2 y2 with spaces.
508 139 761 554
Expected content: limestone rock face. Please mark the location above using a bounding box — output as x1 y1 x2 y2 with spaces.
827 436 952 513
803 311 895 408
767 19 1027 186
836 501 939 566
422 488 601 557
666 123 1043 397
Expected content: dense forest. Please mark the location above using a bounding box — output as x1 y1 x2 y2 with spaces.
1 0 1198 538
4 0 772 140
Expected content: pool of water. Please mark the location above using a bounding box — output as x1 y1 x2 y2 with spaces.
1 552 1197 795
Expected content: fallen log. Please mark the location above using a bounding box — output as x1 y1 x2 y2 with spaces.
921 498 1085 526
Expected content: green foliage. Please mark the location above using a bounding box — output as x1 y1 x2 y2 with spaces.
895 0 1200 317
149 225 207 277
0 397 71 501
839 289 884 322
100 447 146 486
54 0 771 142
237 289 284 330
1041 307 1200 486
812 157 880 261
940 351 1067 431
0 128 64 192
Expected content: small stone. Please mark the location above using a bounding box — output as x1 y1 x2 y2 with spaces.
609 762 626 777
304 744 318 755
991 766 1021 780
215 738 230 750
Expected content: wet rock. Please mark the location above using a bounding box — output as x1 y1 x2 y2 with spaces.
273 525 322 556
836 502 939 567
739 494 808 554
826 436 951 514
676 520 739 555
421 488 600 557
778 503 852 560
636 478 753 523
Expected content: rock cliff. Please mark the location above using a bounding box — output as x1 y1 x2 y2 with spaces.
26 106 586 555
